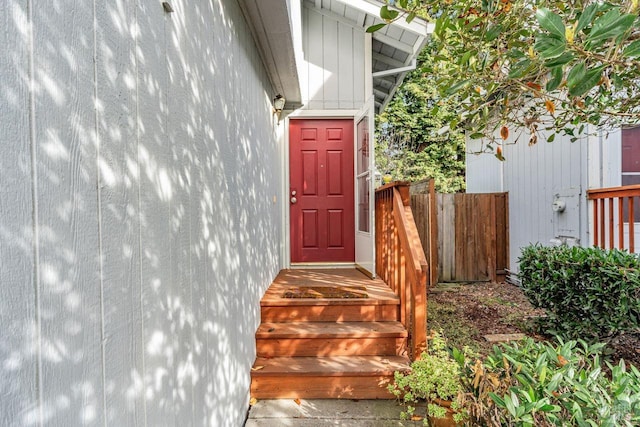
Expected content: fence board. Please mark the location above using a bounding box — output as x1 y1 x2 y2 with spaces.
455 193 467 280
411 194 429 265
476 194 491 281
428 181 439 287
495 194 508 279
435 194 444 281
441 194 455 281
411 189 509 283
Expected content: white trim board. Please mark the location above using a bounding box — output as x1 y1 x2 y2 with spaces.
287 109 360 118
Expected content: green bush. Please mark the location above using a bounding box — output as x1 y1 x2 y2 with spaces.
518 245 640 340
389 332 471 424
389 332 640 426
461 337 640 426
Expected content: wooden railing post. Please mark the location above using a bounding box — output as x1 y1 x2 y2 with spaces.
375 182 429 360
396 183 411 207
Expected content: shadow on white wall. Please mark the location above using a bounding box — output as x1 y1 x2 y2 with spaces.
0 0 281 426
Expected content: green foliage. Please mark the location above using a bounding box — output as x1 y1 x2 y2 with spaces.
375 45 466 193
389 332 471 424
518 245 640 340
373 0 640 153
390 332 640 425
461 337 640 426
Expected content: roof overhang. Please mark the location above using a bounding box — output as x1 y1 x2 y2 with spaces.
238 0 303 107
239 0 432 113
306 0 432 113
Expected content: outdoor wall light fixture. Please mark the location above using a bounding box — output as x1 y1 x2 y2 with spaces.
273 94 286 122
273 94 286 113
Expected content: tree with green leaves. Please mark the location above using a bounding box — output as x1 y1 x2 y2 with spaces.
376 46 466 193
372 0 640 159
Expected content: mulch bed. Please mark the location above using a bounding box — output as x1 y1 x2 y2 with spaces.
428 281 640 367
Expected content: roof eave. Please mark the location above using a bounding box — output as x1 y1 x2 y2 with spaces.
237 0 302 105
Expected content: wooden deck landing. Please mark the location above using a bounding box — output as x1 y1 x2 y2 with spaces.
262 269 399 305
251 269 410 399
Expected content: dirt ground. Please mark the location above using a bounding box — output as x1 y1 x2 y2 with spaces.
427 281 640 367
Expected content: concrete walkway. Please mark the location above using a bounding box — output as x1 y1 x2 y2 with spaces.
245 399 423 426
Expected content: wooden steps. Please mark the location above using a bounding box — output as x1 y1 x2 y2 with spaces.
250 269 411 399
260 303 398 323
256 321 407 357
251 356 410 399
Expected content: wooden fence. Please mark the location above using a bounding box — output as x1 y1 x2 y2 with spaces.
411 182 509 283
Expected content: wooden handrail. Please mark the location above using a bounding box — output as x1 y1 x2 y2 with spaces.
587 184 640 198
375 182 428 360
587 185 640 252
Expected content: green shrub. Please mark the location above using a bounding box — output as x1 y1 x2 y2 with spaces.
461 337 640 426
518 245 640 340
389 332 640 426
389 332 471 424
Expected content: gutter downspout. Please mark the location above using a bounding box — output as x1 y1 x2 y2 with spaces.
371 59 417 78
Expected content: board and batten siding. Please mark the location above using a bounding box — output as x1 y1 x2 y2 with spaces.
0 1 37 425
466 130 590 271
0 1 281 426
301 5 366 110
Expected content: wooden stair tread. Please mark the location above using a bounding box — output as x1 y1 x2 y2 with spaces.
251 356 410 377
260 297 399 307
261 304 399 322
256 322 408 339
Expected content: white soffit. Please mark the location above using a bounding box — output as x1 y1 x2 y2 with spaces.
308 0 432 113
238 0 303 106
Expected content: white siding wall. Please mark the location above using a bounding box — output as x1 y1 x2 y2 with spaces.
0 1 281 426
301 6 366 110
599 129 623 188
0 2 37 425
467 126 637 269
466 130 590 271
465 138 504 193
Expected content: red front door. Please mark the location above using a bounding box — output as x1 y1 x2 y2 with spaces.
289 119 355 262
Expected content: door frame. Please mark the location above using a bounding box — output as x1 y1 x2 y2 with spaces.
354 98 376 278
282 110 360 269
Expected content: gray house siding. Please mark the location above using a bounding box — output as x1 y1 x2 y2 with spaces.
301 4 367 110
467 127 640 271
466 130 590 271
0 1 281 426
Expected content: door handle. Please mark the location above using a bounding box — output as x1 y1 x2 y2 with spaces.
290 196 297 204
